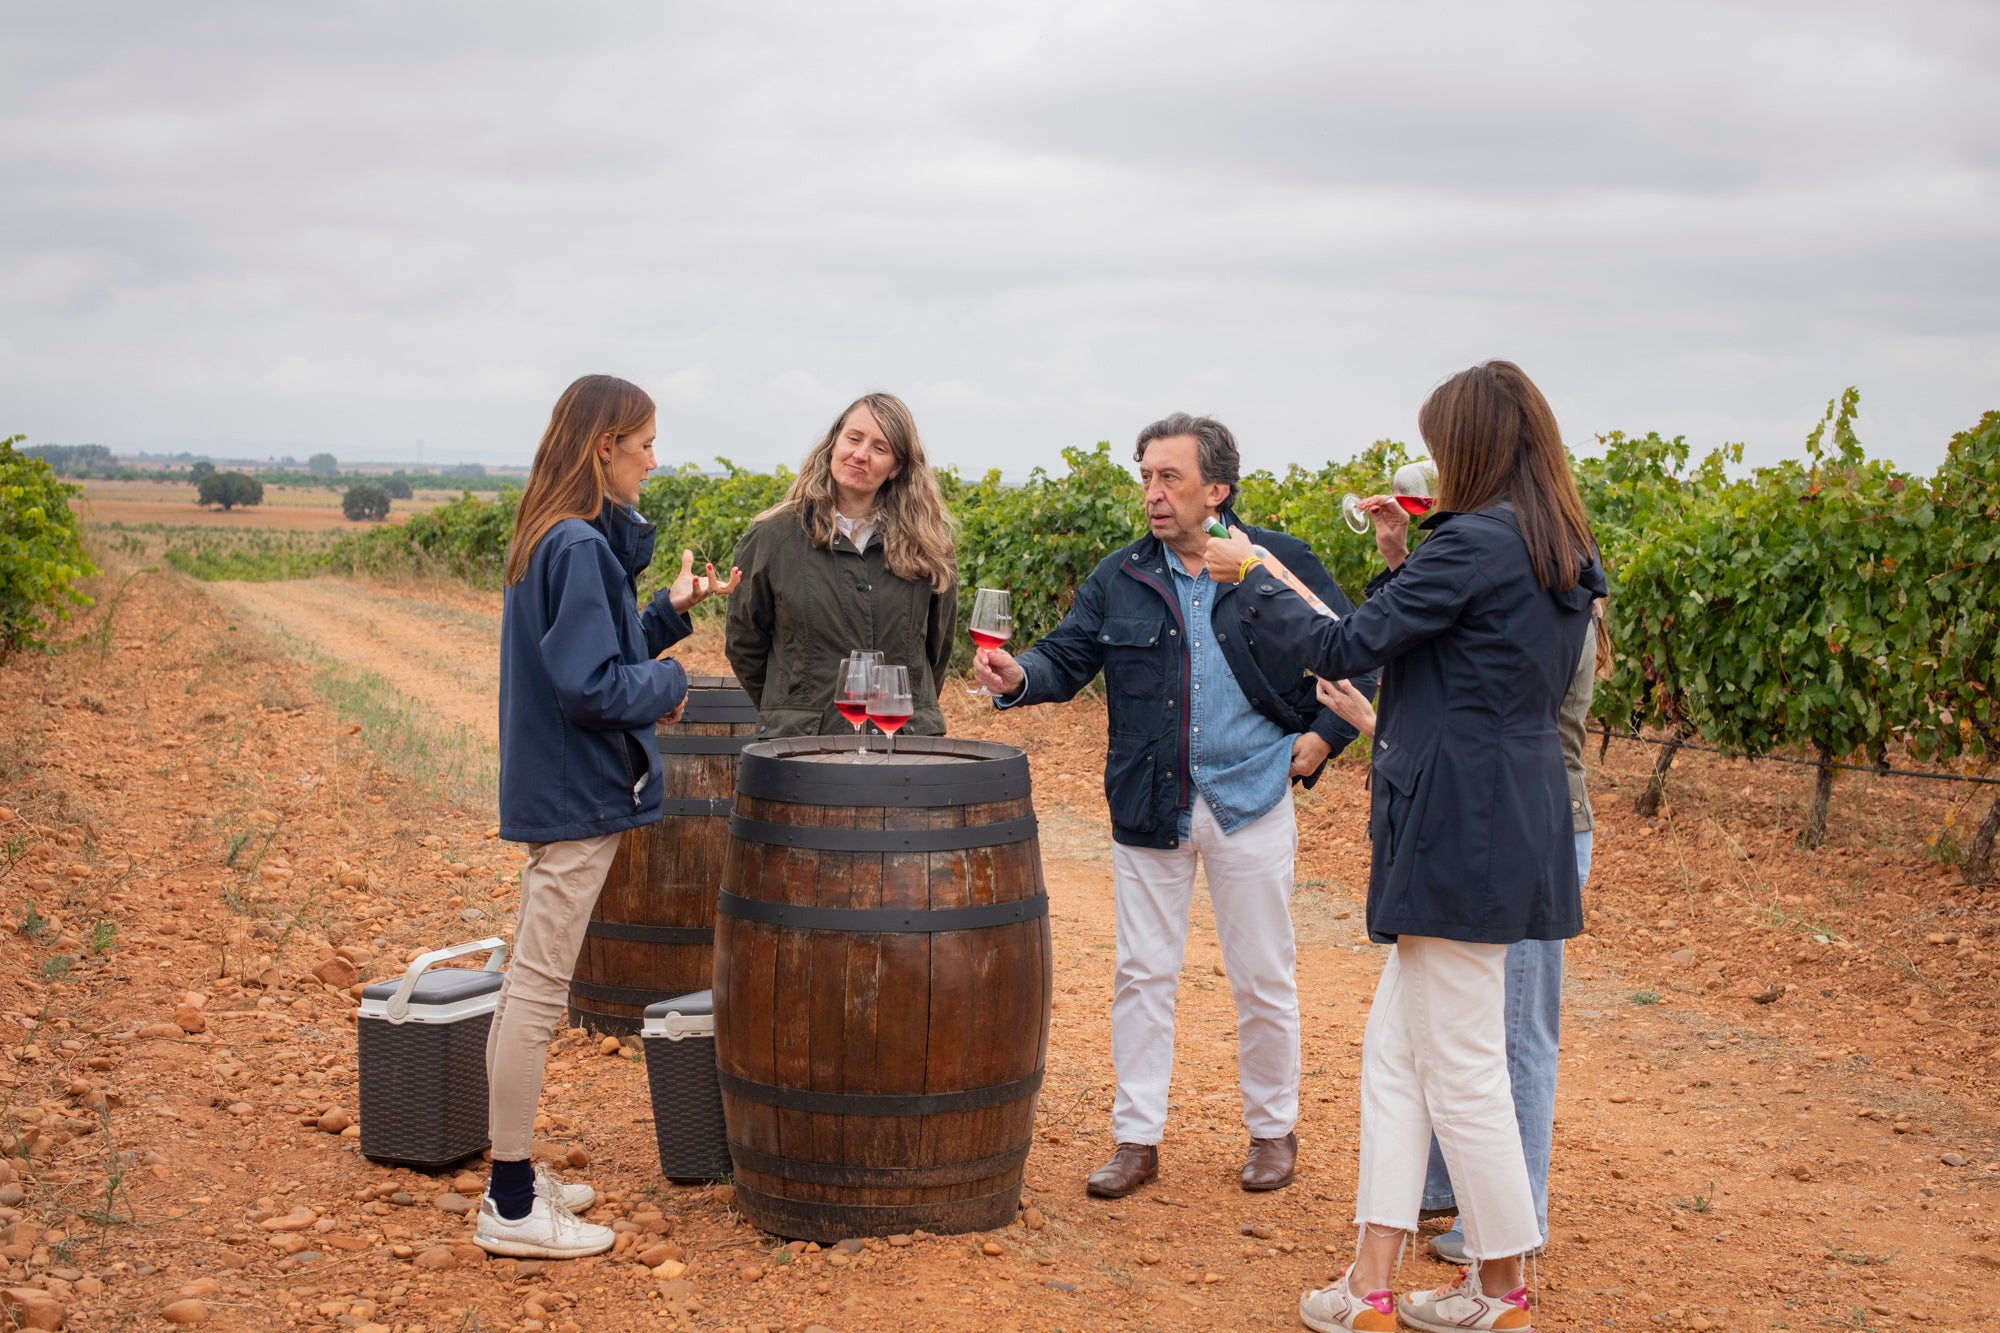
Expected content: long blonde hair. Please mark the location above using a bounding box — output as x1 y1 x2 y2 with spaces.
757 392 956 591
505 375 655 586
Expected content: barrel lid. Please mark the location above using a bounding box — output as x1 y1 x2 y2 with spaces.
360 968 504 1005
735 736 1030 807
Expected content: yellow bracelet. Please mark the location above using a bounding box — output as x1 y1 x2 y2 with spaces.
1238 555 1263 585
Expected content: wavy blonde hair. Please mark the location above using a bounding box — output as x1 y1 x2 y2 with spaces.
505 375 655 586
757 392 956 591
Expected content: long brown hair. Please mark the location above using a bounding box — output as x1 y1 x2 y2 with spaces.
1418 360 1596 591
505 375 656 586
757 392 956 592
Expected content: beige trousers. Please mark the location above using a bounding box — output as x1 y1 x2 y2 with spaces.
485 832 621 1159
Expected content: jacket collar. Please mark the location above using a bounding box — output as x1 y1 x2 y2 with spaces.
589 500 657 580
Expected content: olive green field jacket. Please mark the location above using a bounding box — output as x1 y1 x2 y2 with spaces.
724 511 958 739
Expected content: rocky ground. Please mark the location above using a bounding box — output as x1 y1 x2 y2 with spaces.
0 545 1996 1332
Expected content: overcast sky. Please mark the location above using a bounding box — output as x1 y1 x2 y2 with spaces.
4 1 1995 478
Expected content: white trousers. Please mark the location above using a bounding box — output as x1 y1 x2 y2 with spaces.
1355 936 1543 1261
1108 795 1300 1143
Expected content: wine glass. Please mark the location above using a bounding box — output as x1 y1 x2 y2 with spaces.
835 654 875 754
866 664 914 757
966 588 1012 696
1340 457 1438 533
1391 458 1438 517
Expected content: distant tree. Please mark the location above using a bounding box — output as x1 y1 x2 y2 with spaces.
188 461 216 485
446 462 487 479
381 476 413 500
341 482 391 522
198 472 264 510
21 444 113 476
308 452 340 476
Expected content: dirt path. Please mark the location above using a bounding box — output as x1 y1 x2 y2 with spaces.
206 578 508 744
2 564 1997 1331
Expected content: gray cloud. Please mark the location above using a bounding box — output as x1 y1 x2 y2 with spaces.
0 0 1993 478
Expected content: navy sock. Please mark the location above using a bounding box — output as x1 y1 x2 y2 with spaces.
488 1158 535 1221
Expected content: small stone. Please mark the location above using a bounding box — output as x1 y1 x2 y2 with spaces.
1021 1207 1044 1231
435 1192 475 1216
1942 1153 1969 1168
833 1238 865 1255
1608 1092 1632 1104
1139 1251 1161 1265
565 1145 590 1169
161 1298 208 1325
316 1108 352 1134
636 1243 679 1268
137 1022 185 1041
887 1234 912 1247
1250 1223 1275 1240
710 1184 735 1206
1791 1164 1813 1181
1 1288 62 1330
599 1036 622 1056
173 1004 206 1035
259 1209 317 1232
805 1326 836 1333
651 1259 687 1280
177 1280 221 1298
452 1170 484 1194
982 1240 1004 1256
1671 949 1697 966
413 1246 457 1270
313 957 359 989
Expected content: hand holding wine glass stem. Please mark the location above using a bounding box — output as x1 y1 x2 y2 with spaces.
1357 494 1410 569
973 646 1025 695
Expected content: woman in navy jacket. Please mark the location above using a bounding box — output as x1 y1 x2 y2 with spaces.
478 374 736 1260
1207 362 1605 1333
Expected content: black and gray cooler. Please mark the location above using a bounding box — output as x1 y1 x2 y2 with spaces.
357 937 507 1169
641 990 729 1183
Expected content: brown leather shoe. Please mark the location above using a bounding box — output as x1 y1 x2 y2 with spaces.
1085 1143 1159 1198
1240 1131 1297 1191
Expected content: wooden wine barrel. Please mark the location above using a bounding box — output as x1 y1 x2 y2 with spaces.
567 676 759 1035
714 737 1052 1241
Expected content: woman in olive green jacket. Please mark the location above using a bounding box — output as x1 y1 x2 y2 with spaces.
725 393 958 738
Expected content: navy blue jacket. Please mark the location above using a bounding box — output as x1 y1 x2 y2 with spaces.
1250 504 1608 944
1001 509 1376 850
498 502 692 843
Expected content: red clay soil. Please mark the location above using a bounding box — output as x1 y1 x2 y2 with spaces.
0 549 1997 1332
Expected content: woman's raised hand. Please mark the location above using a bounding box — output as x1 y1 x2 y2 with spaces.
1315 675 1377 738
1203 525 1260 583
667 549 744 613
1354 494 1411 569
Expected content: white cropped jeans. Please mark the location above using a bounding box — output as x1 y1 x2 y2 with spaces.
1354 935 1543 1262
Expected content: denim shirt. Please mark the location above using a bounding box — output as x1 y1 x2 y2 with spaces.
1165 557 1293 837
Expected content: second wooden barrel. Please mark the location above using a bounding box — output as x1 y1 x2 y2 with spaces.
714 736 1052 1240
567 676 758 1034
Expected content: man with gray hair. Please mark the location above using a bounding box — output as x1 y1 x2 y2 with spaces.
975 413 1374 1197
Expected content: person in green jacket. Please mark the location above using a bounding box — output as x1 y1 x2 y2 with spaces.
725 392 958 738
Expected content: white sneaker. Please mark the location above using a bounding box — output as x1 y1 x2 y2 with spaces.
536 1163 597 1215
1299 1265 1398 1332
1398 1266 1533 1332
473 1194 615 1259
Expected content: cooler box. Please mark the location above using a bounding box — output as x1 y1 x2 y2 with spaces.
641 990 729 1183
357 937 507 1169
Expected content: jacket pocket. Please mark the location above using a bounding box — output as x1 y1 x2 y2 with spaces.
1105 743 1159 835
1372 743 1422 868
1098 615 1167 731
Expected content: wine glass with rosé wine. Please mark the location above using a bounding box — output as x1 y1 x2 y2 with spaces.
1340 457 1438 534
836 651 881 755
966 588 1013 695
866 664 914 757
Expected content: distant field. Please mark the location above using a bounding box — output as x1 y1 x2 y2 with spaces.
67 478 462 529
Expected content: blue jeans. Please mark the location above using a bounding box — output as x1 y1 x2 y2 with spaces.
1420 829 1592 1241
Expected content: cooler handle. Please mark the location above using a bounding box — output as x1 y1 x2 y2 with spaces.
384 936 508 1023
